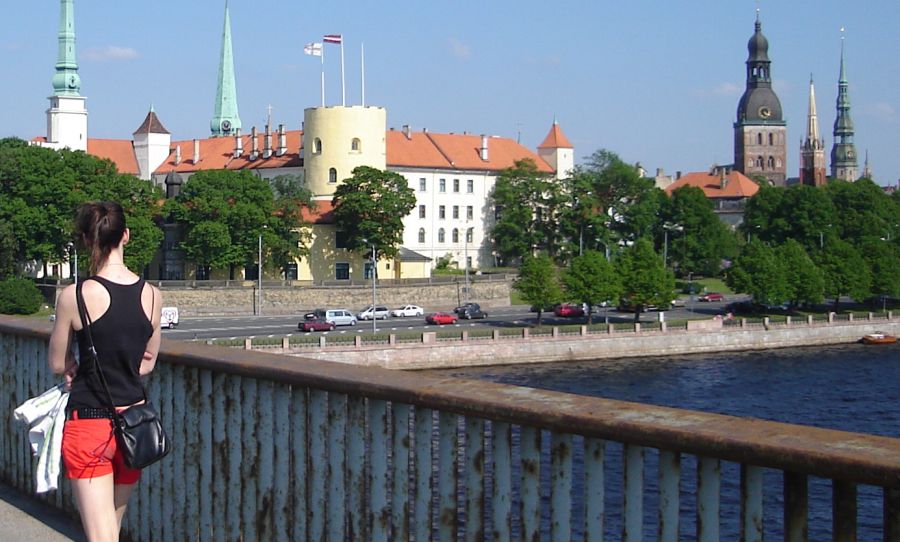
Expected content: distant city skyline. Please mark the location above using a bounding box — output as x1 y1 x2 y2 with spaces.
2 1 897 185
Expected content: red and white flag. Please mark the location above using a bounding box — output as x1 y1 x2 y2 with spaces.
303 42 322 56
323 34 342 44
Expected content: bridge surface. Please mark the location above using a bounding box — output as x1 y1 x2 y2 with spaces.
0 483 83 541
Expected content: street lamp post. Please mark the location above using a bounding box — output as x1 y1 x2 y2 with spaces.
364 239 376 333
662 223 682 269
257 232 262 316
67 242 78 287
464 223 471 305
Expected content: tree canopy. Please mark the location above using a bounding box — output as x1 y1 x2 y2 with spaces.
615 238 675 321
513 254 563 326
331 166 417 260
562 250 621 324
657 185 737 276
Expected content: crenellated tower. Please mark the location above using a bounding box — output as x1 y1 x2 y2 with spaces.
733 11 787 186
44 0 88 151
830 31 858 181
210 1 242 137
799 76 826 186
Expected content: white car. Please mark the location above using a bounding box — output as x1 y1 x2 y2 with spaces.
391 304 424 317
357 305 390 320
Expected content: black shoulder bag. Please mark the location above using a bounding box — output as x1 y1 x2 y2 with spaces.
76 282 170 469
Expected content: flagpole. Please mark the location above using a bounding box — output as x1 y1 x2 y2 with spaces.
340 40 346 106
320 43 325 107
361 43 366 107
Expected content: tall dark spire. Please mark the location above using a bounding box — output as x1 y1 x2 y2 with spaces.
800 76 826 186
830 29 858 181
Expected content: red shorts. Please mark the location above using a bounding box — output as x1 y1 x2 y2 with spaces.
61 414 141 484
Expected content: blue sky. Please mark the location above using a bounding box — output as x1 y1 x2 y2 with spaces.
3 1 898 185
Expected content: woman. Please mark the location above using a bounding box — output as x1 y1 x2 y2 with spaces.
49 201 161 542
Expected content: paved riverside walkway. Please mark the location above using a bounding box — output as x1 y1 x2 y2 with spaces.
0 484 83 541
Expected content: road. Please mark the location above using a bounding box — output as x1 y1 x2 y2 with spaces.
162 299 736 341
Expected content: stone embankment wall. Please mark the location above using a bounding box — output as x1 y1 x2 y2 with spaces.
282 319 900 370
158 279 511 316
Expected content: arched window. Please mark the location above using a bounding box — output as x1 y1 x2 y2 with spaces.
768 133 774 145
351 138 361 152
418 228 426 243
757 133 762 145
452 228 459 243
466 228 473 243
438 228 445 243
328 168 337 183
313 138 322 153
767 156 775 169
757 156 764 169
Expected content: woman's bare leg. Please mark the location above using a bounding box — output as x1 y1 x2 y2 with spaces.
71 475 118 542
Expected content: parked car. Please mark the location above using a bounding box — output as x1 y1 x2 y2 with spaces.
299 308 357 327
391 304 424 317
670 297 686 308
298 314 336 332
456 302 488 319
161 306 179 329
554 303 585 318
426 312 457 325
529 304 555 313
698 292 725 302
357 305 390 320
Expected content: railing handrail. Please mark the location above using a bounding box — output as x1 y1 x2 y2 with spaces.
5 315 898 489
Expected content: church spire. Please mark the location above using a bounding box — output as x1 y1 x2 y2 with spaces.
51 0 80 96
800 76 826 186
830 29 858 181
210 1 241 137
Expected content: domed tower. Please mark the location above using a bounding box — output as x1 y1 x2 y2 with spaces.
302 106 387 199
734 12 787 185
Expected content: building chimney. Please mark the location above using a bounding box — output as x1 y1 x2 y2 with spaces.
249 127 258 161
234 130 243 158
720 168 728 187
174 145 181 165
676 171 682 179
263 124 272 159
192 139 200 164
480 135 489 161
277 124 286 156
401 124 412 140
656 168 663 177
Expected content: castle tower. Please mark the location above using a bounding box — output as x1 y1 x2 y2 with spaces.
302 106 387 199
830 32 858 181
799 76 826 186
133 106 171 180
210 1 241 137
733 12 787 186
45 0 87 151
537 118 574 180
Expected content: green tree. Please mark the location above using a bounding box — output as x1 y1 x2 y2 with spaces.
857 237 900 303
168 169 295 278
513 254 563 326
491 159 566 263
331 166 417 260
268 174 313 271
562 250 622 324
823 179 897 245
815 239 871 311
659 185 737 276
726 240 790 306
0 220 16 279
615 238 675 321
0 277 43 315
741 184 837 252
776 240 824 308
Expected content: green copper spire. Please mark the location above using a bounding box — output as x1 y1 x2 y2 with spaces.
51 0 80 96
210 1 241 136
831 29 858 181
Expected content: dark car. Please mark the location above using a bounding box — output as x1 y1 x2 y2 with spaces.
456 302 488 319
298 313 335 332
554 303 585 318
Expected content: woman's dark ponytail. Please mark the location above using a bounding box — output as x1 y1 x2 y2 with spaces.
75 202 126 274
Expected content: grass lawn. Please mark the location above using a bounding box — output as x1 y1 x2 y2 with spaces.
675 277 733 295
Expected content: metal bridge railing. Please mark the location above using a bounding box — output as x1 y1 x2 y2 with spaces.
1 315 898 541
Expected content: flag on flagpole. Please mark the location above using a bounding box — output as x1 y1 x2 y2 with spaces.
303 42 323 56
323 34 343 44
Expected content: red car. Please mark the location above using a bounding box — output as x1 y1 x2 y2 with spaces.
298 315 336 332
425 312 457 325
698 292 725 302
554 303 585 317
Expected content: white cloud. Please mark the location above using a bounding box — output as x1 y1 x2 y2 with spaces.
865 102 896 123
712 82 741 96
448 38 471 60
82 46 139 62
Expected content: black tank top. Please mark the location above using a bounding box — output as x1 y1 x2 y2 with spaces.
70 276 154 409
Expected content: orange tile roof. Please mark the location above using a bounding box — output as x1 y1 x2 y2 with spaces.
156 130 303 173
87 139 139 175
301 200 335 224
538 122 573 149
664 170 760 199
422 132 553 172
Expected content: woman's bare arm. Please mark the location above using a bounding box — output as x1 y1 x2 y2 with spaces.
48 285 77 375
140 285 162 376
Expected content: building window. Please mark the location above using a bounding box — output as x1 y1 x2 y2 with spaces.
768 156 775 168
439 179 446 193
466 227 473 243
452 206 459 219
335 262 350 280
757 133 762 145
419 205 426 219
329 168 337 183
757 156 765 169
439 205 446 219
351 138 361 152
466 206 473 220
768 133 774 146
418 228 426 243
314 138 322 153
438 228 445 243
452 228 459 243
467 179 474 193
335 230 350 249
453 179 460 192
419 178 426 192
196 265 210 281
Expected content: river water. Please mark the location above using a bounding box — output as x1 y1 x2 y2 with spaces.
428 343 899 539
